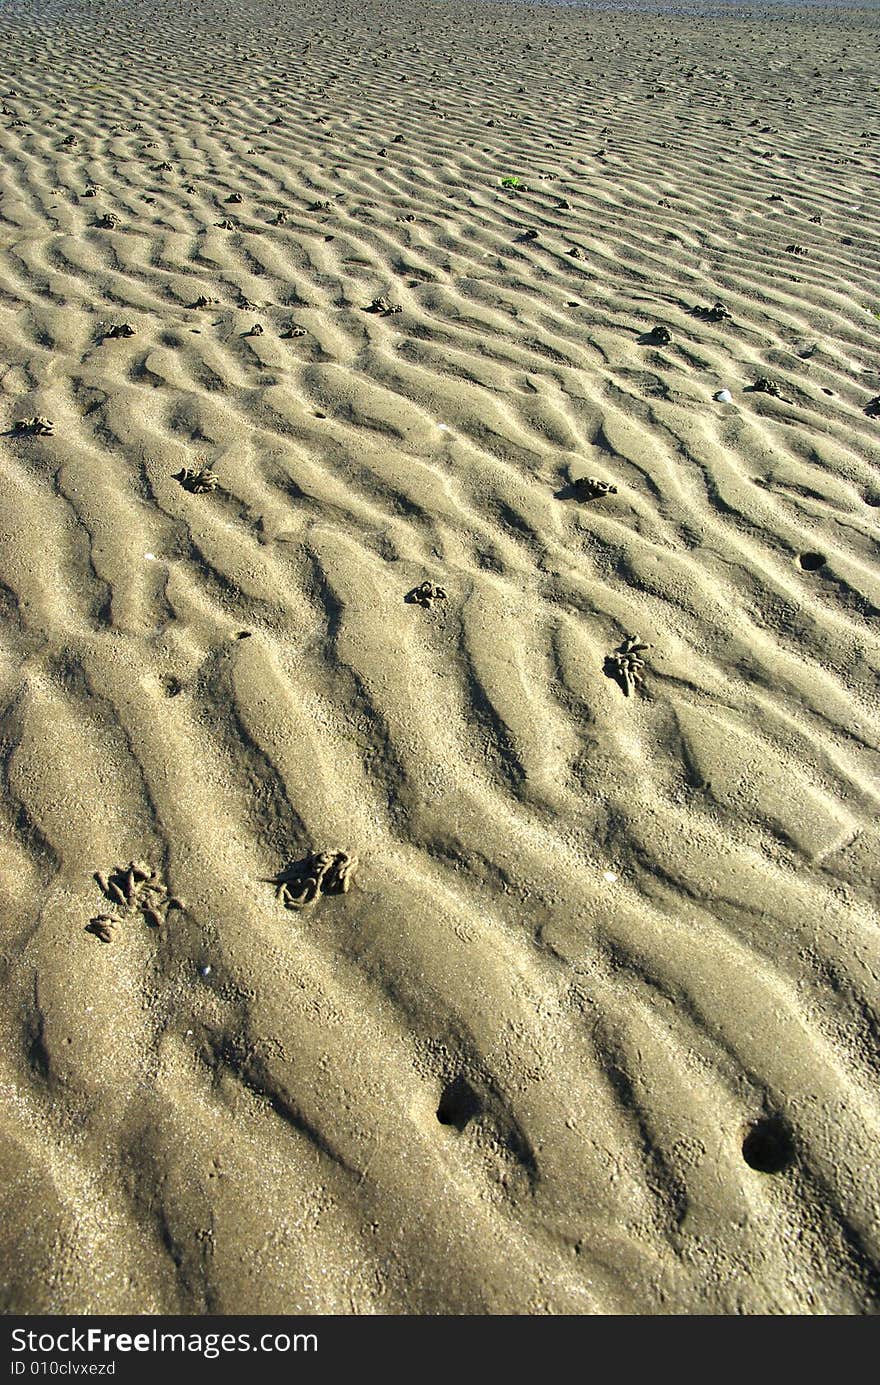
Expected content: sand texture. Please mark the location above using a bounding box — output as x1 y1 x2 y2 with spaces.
1 0 879 1316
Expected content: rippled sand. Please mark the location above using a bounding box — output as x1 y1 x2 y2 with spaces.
1 0 879 1315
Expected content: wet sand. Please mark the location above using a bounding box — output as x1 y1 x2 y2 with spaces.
1 0 879 1315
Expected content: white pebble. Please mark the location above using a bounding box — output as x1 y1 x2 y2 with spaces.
714 389 733 403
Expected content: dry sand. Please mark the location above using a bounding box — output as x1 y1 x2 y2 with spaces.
1 0 879 1316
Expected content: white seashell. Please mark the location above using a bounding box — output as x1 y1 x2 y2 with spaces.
714 389 733 403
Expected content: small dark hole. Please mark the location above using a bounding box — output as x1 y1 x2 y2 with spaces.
865 493 880 508
798 551 826 571
314 411 326 419
742 1116 795 1173
436 1076 482 1132
161 674 183 697
236 631 252 640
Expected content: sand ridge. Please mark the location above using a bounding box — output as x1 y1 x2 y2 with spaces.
0 0 879 1314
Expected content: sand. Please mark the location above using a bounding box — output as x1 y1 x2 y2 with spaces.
0 0 879 1316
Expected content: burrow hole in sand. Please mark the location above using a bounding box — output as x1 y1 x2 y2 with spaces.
797 551 826 572
741 1116 795 1174
436 1076 482 1132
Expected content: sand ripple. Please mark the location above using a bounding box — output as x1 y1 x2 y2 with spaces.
0 0 878 1315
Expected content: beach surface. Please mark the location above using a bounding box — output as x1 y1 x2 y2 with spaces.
1 0 879 1315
